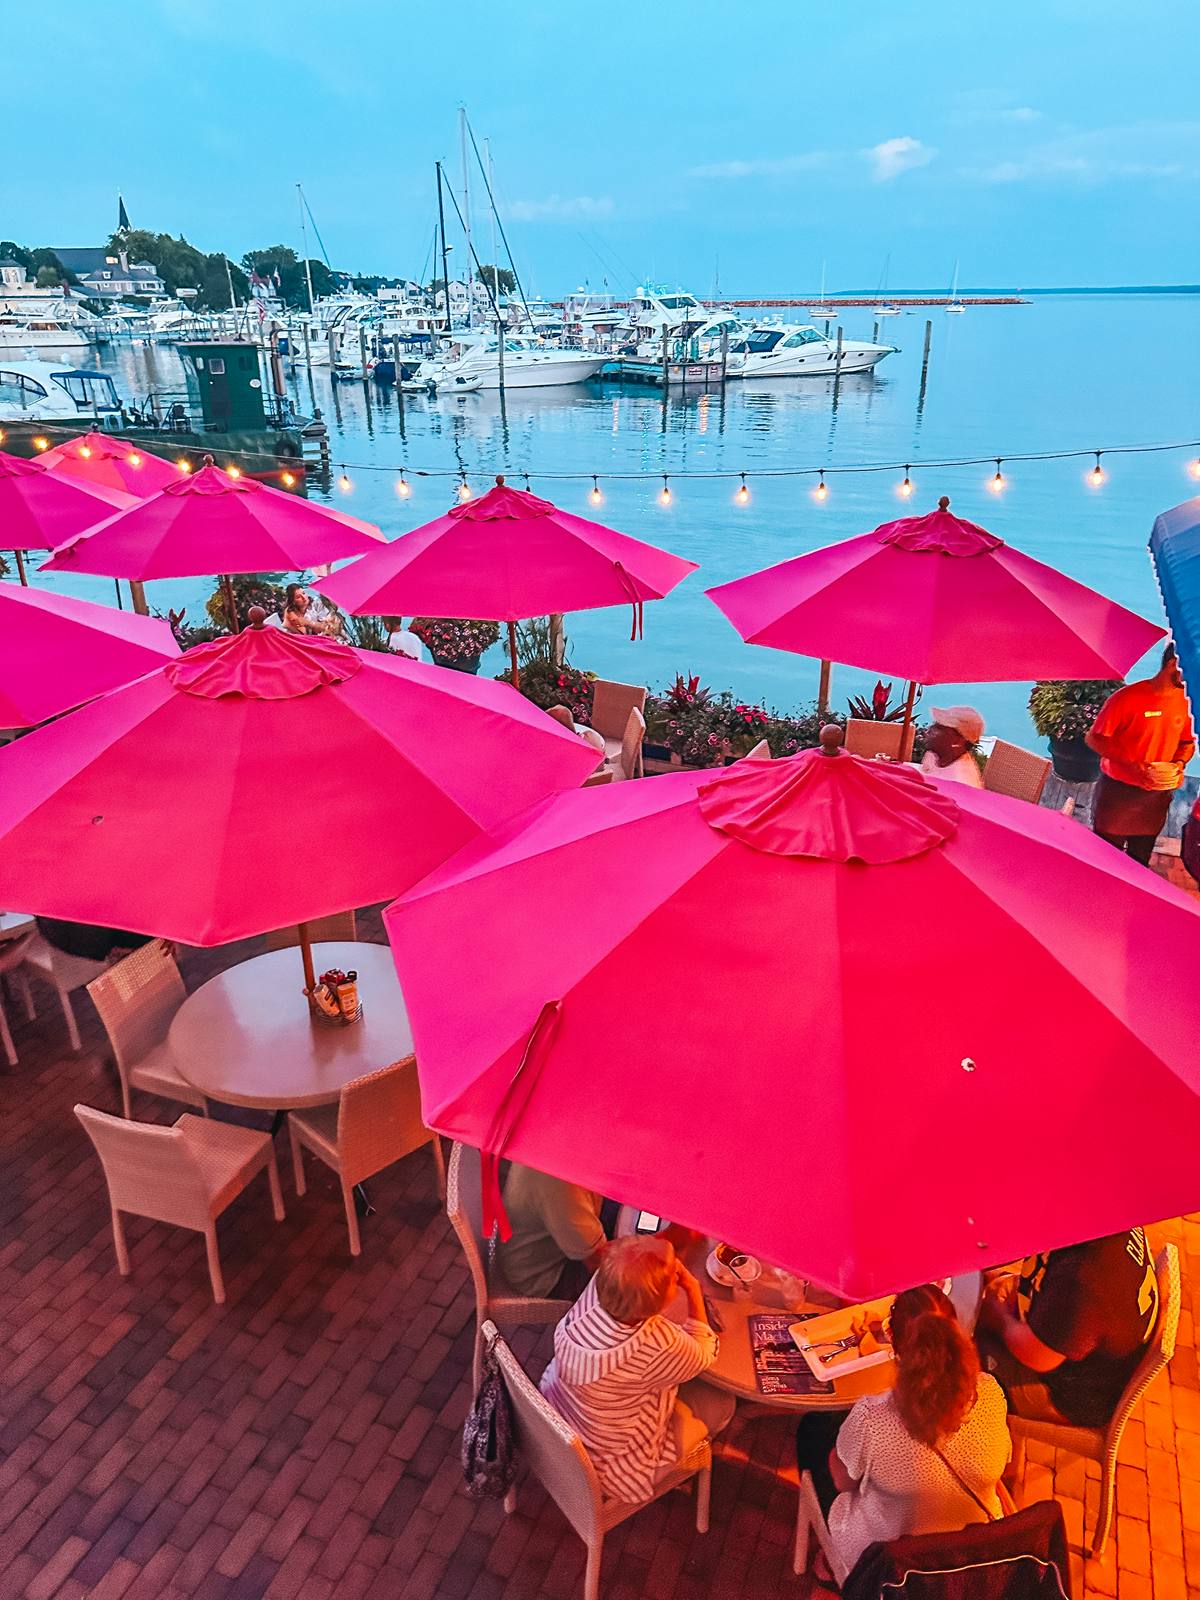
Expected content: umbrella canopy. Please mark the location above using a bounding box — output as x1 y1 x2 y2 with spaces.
0 620 600 946
320 476 697 630
707 497 1164 684
39 460 385 580
1150 495 1200 721
386 737 1200 1301
0 582 179 726
0 449 133 552
39 431 183 497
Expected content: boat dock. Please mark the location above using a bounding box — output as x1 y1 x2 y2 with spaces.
601 356 727 389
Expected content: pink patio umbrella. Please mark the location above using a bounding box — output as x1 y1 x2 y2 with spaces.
40 458 385 630
385 733 1200 1301
0 581 178 726
0 615 600 992
320 475 698 685
706 496 1165 734
0 449 132 585
39 431 184 497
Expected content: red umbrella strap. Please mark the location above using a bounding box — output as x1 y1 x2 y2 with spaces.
612 561 644 641
480 999 564 1240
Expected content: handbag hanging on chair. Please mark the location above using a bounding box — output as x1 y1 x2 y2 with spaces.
462 1343 517 1500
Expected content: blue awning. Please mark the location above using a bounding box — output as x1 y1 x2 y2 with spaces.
1150 495 1200 723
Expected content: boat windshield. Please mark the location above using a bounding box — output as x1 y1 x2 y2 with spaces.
51 371 121 410
746 329 785 352
779 329 827 348
0 369 51 407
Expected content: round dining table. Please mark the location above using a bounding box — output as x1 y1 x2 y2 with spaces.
616 1206 982 1414
169 941 413 1109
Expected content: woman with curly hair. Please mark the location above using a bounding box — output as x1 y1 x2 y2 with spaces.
797 1284 1010 1576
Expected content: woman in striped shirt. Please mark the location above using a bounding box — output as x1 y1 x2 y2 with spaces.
540 1235 734 1504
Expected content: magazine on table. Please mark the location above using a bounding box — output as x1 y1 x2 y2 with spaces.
748 1313 835 1397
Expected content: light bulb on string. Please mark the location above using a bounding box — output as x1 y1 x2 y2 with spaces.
813 471 828 503
79 445 92 459
32 436 48 451
735 473 750 505
128 453 141 466
226 464 242 479
176 458 191 474
589 475 603 507
280 471 296 488
458 478 472 502
396 473 411 498
1189 458 1200 481
1088 452 1106 488
0 429 5 444
898 466 913 499
659 475 672 506
338 469 352 493
989 459 1005 493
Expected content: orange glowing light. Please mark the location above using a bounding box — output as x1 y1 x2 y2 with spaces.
396 476 411 498
226 465 242 479
32 436 49 451
176 458 192 473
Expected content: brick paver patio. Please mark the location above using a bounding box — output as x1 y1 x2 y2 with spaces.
1 874 1197 1600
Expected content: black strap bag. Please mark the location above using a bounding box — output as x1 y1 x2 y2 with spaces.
462 1344 517 1500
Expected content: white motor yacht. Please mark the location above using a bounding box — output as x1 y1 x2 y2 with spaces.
0 360 125 425
726 323 895 378
416 331 606 391
0 316 90 354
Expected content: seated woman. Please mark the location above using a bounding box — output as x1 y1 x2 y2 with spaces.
798 1284 1010 1577
540 1235 734 1504
281 584 326 635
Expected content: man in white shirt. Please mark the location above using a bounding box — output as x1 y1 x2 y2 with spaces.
383 616 428 662
920 705 985 788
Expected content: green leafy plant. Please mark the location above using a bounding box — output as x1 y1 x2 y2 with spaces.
342 613 392 653
509 659 594 722
204 573 287 633
1028 679 1122 742
411 616 500 665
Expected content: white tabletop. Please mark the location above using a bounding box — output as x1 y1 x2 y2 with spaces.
169 942 414 1110
0 912 36 940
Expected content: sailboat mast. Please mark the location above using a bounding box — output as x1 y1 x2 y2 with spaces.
485 137 499 314
224 254 238 310
459 107 473 329
297 183 315 316
435 162 453 332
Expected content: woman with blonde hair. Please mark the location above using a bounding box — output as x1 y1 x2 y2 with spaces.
539 1234 734 1504
799 1284 1010 1576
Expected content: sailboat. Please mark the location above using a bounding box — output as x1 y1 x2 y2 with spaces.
874 254 901 316
807 262 840 321
945 260 966 314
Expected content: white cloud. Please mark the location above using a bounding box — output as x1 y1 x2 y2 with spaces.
1001 107 1043 124
968 121 1200 184
866 136 935 182
686 152 832 179
507 195 615 222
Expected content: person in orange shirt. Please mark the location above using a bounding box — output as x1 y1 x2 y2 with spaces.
1086 644 1195 865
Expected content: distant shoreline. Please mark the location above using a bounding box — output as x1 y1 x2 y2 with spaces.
716 284 1200 300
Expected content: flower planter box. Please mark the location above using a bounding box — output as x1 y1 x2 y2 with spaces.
1049 735 1100 783
431 653 482 675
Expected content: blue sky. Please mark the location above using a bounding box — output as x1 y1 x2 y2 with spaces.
11 0 1199 294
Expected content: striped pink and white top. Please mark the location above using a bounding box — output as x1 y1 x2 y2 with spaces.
539 1278 719 1503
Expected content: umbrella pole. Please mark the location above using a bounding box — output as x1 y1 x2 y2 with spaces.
222 574 241 634
13 550 27 586
298 922 316 993
507 620 520 689
899 679 919 761
817 659 832 718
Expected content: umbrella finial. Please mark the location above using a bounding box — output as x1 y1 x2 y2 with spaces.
937 496 950 511
247 606 267 628
818 723 844 756
495 474 505 486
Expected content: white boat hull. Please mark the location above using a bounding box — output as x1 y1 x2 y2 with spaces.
729 344 893 378
0 328 90 353
424 354 605 390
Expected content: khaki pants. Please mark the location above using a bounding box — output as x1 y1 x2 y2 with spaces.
657 1381 737 1479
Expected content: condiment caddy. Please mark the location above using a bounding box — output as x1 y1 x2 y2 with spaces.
307 966 362 1026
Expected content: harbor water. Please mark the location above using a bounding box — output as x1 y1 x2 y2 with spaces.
71 292 1200 744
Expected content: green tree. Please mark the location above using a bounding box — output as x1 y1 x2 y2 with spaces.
34 265 61 288
194 254 249 311
241 247 335 308
105 229 205 296
0 241 31 270
476 263 516 297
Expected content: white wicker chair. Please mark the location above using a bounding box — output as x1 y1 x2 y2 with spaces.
21 934 108 1053
75 1103 285 1304
590 679 648 758
485 1320 715 1600
844 718 913 762
1007 1243 1180 1557
605 706 645 782
87 939 205 1119
287 1056 444 1257
983 739 1052 805
447 1142 575 1389
744 739 772 760
264 910 357 950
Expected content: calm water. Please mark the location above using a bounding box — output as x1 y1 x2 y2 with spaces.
74 294 1200 744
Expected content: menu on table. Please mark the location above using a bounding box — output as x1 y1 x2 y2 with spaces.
748 1313 836 1398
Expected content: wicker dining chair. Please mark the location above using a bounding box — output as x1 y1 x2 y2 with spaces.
605 706 645 781
287 1056 444 1256
590 679 648 757
583 770 615 787
844 718 913 762
448 1142 575 1389
20 934 108 1053
75 1103 285 1304
484 1321 716 1600
0 933 35 1068
1007 1243 1179 1557
264 911 358 950
744 739 772 760
983 740 1052 805
88 939 206 1119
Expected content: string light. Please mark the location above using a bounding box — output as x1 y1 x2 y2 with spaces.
280 470 296 488
735 473 750 505
0 429 5 444
79 445 92 459
396 473 411 498
898 466 913 499
989 459 1005 493
1088 451 1106 488
128 453 141 466
659 475 672 506
176 458 192 473
589 475 603 506
458 477 472 502
813 471 828 503
32 437 48 451
338 469 352 492
226 464 242 479
1190 458 1200 481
